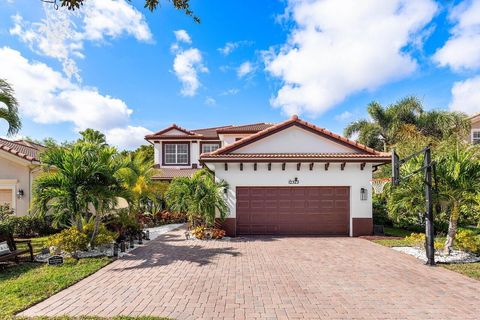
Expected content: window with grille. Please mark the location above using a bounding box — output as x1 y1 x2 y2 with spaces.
472 131 480 144
164 143 189 164
201 143 220 153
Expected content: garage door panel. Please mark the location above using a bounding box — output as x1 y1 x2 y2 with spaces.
236 187 349 236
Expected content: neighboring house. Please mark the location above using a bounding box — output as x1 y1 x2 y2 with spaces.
147 116 390 237
469 113 480 144
0 139 43 216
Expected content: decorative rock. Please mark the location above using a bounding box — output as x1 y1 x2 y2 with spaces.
392 246 480 264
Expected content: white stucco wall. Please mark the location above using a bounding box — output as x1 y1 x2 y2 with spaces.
206 162 374 237
0 154 39 216
219 134 253 146
233 126 359 154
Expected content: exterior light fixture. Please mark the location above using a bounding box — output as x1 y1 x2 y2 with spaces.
138 232 143 245
17 189 24 199
360 188 368 201
145 230 150 241
120 241 126 253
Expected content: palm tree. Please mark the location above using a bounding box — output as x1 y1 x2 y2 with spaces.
116 152 158 214
344 96 422 151
0 79 21 135
344 96 470 151
165 169 229 227
33 129 127 240
436 138 480 254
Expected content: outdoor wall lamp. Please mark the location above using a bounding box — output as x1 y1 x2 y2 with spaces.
17 189 24 199
360 188 368 201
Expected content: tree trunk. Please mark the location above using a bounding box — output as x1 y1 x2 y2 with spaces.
444 202 460 255
89 202 102 248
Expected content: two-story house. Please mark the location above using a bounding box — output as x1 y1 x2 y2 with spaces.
145 122 273 180
146 116 390 237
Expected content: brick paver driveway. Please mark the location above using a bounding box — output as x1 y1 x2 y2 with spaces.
20 227 480 320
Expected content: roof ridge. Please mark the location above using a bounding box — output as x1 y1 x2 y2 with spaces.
208 115 386 156
191 125 233 131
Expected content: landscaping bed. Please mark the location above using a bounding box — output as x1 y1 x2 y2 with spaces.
368 227 480 280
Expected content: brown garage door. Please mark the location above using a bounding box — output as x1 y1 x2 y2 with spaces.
236 187 349 235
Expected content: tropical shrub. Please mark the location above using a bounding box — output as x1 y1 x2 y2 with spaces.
211 228 226 239
0 204 14 220
47 227 88 255
10 215 58 237
191 226 206 239
372 196 390 225
83 222 116 247
455 230 480 254
104 208 141 241
165 169 229 227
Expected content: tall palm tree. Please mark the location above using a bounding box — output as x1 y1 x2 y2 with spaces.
344 96 423 151
344 96 470 151
0 79 21 136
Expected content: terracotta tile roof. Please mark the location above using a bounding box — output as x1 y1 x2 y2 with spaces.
0 138 42 162
191 125 233 139
145 124 203 140
207 115 390 157
216 123 274 134
145 122 273 140
201 153 390 159
152 167 199 180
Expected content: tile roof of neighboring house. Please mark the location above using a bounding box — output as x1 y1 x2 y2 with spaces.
145 122 274 141
152 167 199 180
0 138 43 162
206 115 390 157
469 113 480 122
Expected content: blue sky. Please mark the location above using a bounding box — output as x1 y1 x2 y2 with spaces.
1 0 480 149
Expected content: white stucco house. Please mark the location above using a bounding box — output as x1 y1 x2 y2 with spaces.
146 115 390 237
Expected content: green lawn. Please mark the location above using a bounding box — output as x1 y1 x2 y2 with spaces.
441 263 480 281
0 257 111 317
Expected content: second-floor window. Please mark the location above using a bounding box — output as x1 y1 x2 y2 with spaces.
473 130 480 144
201 143 220 153
164 143 189 165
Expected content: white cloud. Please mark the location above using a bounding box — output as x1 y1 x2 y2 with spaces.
0 47 149 149
105 126 152 150
220 88 240 96
172 45 208 96
264 0 438 116
449 76 480 115
204 96 216 106
434 0 480 71
174 29 192 44
218 40 252 56
335 111 353 121
237 61 255 78
10 0 152 81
